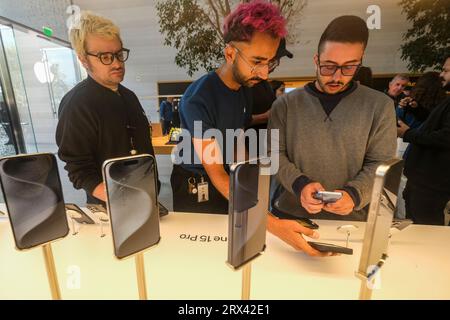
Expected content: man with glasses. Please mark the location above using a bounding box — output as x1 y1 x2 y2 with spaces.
170 1 287 214
56 12 158 204
267 16 396 253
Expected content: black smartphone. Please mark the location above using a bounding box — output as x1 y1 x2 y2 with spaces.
103 154 160 259
227 159 270 269
0 153 69 250
65 203 95 224
296 217 319 230
308 241 353 255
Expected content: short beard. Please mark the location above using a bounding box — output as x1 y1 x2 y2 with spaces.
232 61 262 87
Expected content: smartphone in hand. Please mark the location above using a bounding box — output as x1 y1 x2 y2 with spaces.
313 191 343 204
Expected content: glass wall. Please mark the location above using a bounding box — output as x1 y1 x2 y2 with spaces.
2 24 85 153
0 22 87 204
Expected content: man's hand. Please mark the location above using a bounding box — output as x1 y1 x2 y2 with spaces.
92 182 107 202
397 119 410 138
300 182 325 214
398 97 417 108
323 190 354 215
267 215 336 257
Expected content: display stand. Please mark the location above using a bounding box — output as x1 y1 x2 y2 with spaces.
42 243 62 300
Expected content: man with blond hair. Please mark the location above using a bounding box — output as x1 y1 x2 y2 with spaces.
56 12 158 204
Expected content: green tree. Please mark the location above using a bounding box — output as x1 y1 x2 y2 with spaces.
156 0 306 76
399 0 450 72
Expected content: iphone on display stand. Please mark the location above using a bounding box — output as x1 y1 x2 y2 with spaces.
0 153 69 299
102 154 160 300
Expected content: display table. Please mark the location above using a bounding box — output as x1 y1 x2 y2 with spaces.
1 206 449 300
151 135 175 155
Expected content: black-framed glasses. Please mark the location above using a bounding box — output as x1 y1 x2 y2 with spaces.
318 59 361 76
230 43 279 74
85 48 130 65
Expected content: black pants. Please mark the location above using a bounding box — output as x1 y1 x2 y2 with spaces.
170 165 228 214
161 120 172 135
403 182 450 226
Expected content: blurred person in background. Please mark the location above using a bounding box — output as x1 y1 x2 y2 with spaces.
397 56 450 225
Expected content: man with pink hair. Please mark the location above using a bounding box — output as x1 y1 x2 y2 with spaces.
171 1 286 210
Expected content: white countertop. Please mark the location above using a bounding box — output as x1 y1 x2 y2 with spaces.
1 205 449 300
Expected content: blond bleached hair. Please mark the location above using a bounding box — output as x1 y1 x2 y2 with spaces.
70 11 122 57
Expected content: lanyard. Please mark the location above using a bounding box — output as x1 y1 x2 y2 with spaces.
116 89 138 155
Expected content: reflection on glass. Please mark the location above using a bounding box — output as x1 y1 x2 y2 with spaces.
0 24 85 154
0 86 15 156
0 25 37 153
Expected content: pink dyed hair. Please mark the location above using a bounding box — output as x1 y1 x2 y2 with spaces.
223 0 287 43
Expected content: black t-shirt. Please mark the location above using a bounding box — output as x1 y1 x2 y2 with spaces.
177 71 253 173
305 81 357 119
249 80 276 131
56 76 158 203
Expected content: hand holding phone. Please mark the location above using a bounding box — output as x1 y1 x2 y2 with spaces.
300 182 326 214
296 217 319 230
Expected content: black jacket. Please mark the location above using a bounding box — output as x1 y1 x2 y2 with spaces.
56 76 158 203
403 97 450 193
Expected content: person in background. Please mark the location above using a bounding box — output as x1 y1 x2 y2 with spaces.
354 65 373 88
397 55 450 225
249 38 293 128
386 74 410 107
159 97 174 135
56 12 159 205
396 72 446 131
270 80 286 97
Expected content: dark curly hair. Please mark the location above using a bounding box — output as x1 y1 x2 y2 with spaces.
411 72 447 112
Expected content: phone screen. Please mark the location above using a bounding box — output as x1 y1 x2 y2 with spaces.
103 154 160 259
227 160 270 269
0 154 69 250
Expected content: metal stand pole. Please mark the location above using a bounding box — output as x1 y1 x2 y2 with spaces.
359 278 373 300
241 262 252 300
42 244 61 300
135 252 148 300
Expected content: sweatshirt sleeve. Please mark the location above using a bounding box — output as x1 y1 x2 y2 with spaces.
345 99 397 210
56 98 102 195
403 106 450 150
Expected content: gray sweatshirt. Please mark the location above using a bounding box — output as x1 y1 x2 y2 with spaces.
268 84 397 220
